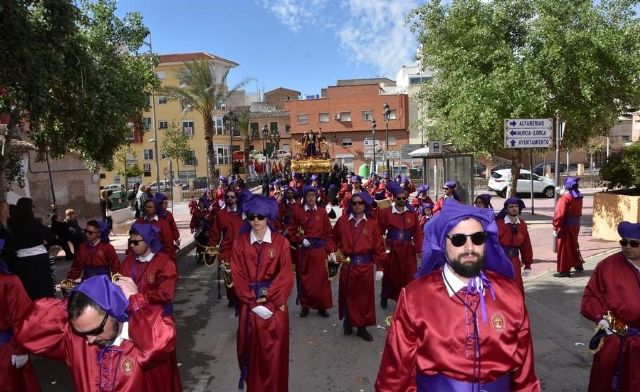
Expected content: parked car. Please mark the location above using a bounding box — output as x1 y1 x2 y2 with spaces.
488 169 556 198
148 180 188 192
532 162 579 176
480 164 517 178
272 149 291 159
103 183 121 192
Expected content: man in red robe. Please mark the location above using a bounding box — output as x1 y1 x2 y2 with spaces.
552 176 584 277
15 275 175 392
287 185 336 318
376 203 540 391
333 192 386 341
121 223 181 391
581 221 640 392
378 181 423 309
135 199 177 264
433 179 461 214
0 241 40 392
209 188 245 307
66 220 120 281
410 184 434 209
231 195 294 391
156 194 180 250
496 197 533 292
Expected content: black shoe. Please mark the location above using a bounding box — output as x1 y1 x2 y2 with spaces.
343 325 353 335
575 265 584 272
380 297 388 309
317 309 330 318
227 298 235 308
356 327 373 342
553 272 571 278
300 307 310 318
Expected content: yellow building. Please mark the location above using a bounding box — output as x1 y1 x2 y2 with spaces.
99 52 238 188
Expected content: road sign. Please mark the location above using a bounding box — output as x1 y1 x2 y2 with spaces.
387 150 400 159
504 118 552 149
428 140 442 154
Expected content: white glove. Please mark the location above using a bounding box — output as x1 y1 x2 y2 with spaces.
522 269 531 278
11 354 29 369
252 305 274 320
598 319 613 335
553 231 558 238
375 271 384 281
302 239 311 248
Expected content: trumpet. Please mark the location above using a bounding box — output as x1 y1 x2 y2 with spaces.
384 316 393 329
221 259 234 288
111 273 123 283
60 279 77 291
204 246 219 267
296 225 305 238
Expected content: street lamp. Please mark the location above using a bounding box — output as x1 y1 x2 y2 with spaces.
371 119 377 174
148 138 161 192
383 102 392 176
262 124 269 156
223 111 237 174
269 127 280 154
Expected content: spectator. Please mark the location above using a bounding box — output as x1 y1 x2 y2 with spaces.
99 189 113 231
135 184 147 219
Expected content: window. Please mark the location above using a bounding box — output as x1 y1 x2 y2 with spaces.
362 111 373 121
185 150 197 166
161 152 168 160
387 110 397 120
342 138 352 147
215 102 226 111
319 113 329 123
182 120 194 137
519 172 531 181
388 136 397 146
339 112 351 122
159 120 168 129
213 116 224 135
250 123 259 138
270 122 278 132
214 145 230 165
297 114 308 124
113 175 121 184
143 149 154 160
142 117 151 130
158 96 167 105
125 124 135 141
285 125 291 133
409 76 432 85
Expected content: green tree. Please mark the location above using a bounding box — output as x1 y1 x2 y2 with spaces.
161 60 246 186
600 142 640 193
0 0 158 198
161 122 191 181
410 0 640 195
111 146 141 188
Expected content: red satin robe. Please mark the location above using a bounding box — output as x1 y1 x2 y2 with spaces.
0 274 40 392
552 193 583 272
165 211 180 243
333 215 386 327
378 206 423 302
581 252 640 392
231 230 294 392
67 241 120 281
15 294 175 392
376 269 540 391
121 252 181 392
209 207 244 300
496 218 533 292
410 196 434 209
287 204 337 310
134 217 176 263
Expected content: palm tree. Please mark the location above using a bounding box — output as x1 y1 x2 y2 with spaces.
161 59 245 186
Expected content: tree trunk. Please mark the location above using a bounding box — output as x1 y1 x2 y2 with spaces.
204 116 216 188
509 148 522 197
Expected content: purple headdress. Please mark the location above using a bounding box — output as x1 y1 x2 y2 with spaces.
74 275 129 322
495 196 525 220
564 177 582 198
240 195 280 234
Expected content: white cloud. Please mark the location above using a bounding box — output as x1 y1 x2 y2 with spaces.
256 0 419 78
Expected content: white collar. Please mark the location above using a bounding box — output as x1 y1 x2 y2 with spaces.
392 203 406 214
112 322 130 346
91 238 101 246
250 227 272 244
348 213 367 224
137 252 155 263
627 258 640 272
226 205 237 212
443 263 468 297
504 215 521 225
304 204 317 212
145 215 158 221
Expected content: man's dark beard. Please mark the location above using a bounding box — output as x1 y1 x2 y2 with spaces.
449 252 485 278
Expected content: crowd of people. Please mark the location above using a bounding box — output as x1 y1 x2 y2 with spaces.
0 170 637 391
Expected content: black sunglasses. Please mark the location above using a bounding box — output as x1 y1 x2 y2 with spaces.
620 239 640 248
446 231 487 247
73 312 109 337
128 239 144 246
246 214 266 221
84 229 99 235
351 200 365 206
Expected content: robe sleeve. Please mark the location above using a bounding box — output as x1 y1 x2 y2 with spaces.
322 212 337 254
286 207 303 245
15 298 69 362
168 214 180 240
208 211 222 246
144 258 177 305
265 238 294 309
371 220 387 270
412 212 424 251
67 249 84 280
6 276 33 355
231 237 254 305
552 196 568 231
580 261 607 323
127 293 176 369
520 223 533 268
375 289 418 392
510 306 540 391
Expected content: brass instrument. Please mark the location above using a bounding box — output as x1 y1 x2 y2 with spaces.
296 225 305 238
384 316 393 329
60 279 77 293
220 259 234 288
111 273 122 283
590 311 629 353
327 253 340 279
204 246 219 267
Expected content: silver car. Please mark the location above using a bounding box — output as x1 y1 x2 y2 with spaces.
488 169 556 198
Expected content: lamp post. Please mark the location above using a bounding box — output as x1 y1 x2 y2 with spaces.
383 102 392 176
262 124 269 156
269 128 280 154
142 33 160 193
371 119 377 174
223 111 237 174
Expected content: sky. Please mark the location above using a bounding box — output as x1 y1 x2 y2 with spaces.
115 0 421 98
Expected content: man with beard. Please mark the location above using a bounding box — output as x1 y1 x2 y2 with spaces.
376 203 540 391
287 185 336 318
581 221 640 392
496 197 533 292
15 275 176 391
377 181 422 309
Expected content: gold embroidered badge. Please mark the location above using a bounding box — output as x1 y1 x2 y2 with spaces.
147 274 155 284
268 248 276 259
491 313 505 332
121 358 134 376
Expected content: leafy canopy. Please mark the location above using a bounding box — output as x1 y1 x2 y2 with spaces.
410 0 640 156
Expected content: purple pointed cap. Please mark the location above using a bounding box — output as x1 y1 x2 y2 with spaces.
444 180 457 189
417 184 430 193
387 181 406 197
130 223 163 253
75 275 129 322
618 221 640 240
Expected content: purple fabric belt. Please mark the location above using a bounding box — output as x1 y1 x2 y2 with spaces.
346 253 373 265
502 246 519 258
563 215 581 227
249 280 273 300
163 302 173 316
628 327 640 336
304 238 326 249
0 329 13 347
416 373 510 392
387 229 412 242
82 266 111 280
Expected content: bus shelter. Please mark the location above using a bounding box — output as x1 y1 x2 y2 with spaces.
408 146 475 205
